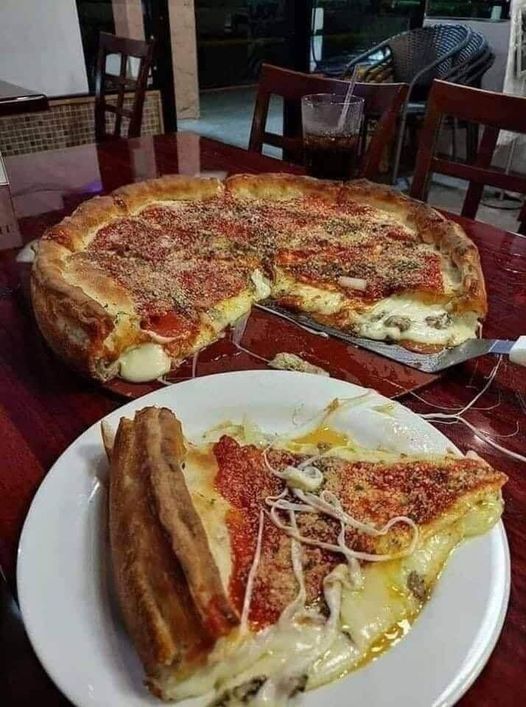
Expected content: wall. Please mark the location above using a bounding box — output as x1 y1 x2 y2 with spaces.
0 0 88 97
169 0 199 119
0 91 163 157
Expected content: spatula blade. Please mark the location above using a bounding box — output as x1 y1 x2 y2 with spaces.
256 302 502 373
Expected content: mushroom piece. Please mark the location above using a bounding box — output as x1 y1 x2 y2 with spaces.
407 570 427 601
211 677 267 705
384 315 411 332
425 312 452 329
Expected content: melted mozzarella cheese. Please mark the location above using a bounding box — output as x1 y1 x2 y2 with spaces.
159 488 502 704
273 271 478 347
206 269 270 336
163 567 346 704
272 270 346 316
118 343 171 382
269 353 329 377
356 295 479 346
251 269 272 300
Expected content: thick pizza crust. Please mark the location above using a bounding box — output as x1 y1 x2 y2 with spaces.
113 174 225 215
43 195 126 251
226 172 341 202
109 413 212 693
32 174 488 381
108 408 240 694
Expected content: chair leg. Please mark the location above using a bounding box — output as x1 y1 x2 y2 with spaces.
466 123 479 163
518 201 526 235
451 118 458 161
391 109 408 185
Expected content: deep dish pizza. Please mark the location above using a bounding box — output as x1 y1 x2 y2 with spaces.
107 404 506 703
32 175 487 382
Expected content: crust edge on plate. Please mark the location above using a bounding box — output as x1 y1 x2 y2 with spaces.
108 407 240 696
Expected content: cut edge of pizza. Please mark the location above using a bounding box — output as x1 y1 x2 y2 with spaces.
107 406 506 703
31 174 487 382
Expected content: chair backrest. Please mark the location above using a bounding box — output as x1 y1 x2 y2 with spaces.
386 25 471 86
410 80 526 232
450 31 487 70
248 63 408 179
95 32 155 142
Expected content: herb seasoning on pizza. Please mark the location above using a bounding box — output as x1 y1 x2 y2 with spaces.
32 175 486 382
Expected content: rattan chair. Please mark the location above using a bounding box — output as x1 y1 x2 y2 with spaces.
410 31 494 163
343 24 472 182
445 30 489 85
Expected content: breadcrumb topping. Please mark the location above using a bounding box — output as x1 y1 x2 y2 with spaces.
213 435 505 630
69 194 446 324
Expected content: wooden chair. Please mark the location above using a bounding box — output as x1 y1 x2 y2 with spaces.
411 80 526 234
248 63 408 180
95 32 155 142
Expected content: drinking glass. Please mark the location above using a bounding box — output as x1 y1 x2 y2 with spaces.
301 93 364 180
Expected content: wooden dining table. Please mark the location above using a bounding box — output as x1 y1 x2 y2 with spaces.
0 132 525 706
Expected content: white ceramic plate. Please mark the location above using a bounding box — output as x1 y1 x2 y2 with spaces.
17 371 510 707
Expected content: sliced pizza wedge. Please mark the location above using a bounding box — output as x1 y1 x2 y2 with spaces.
32 176 271 382
107 407 506 703
271 181 486 351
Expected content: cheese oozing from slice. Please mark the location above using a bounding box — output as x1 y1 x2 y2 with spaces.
272 269 346 316
118 343 171 382
251 269 272 300
157 430 503 705
355 295 478 346
272 270 479 347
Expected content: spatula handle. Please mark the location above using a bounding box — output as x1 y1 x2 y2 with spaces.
509 336 526 367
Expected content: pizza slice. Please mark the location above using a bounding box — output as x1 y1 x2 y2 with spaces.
32 176 271 382
108 407 506 703
269 181 487 351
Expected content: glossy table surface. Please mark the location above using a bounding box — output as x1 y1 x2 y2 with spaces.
0 132 525 706
0 79 48 116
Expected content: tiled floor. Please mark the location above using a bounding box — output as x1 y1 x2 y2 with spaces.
180 86 523 233
180 86 283 158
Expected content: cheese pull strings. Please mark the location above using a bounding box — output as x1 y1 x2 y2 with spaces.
265 494 419 564
240 509 265 633
419 356 526 463
295 488 418 538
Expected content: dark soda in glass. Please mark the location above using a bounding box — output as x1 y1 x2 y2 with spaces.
303 133 360 180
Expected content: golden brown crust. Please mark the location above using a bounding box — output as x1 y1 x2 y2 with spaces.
31 239 118 380
43 196 126 250
109 414 213 692
113 174 224 215
226 172 341 202
135 407 239 635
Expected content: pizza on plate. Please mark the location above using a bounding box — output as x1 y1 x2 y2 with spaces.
107 404 506 703
31 175 487 382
